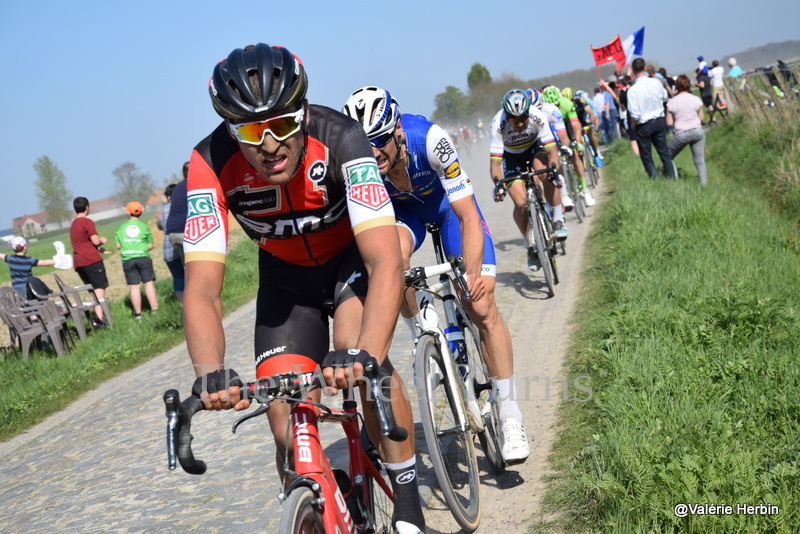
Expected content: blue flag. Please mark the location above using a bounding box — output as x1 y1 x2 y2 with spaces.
622 26 645 65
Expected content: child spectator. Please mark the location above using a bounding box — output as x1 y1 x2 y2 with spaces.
1 237 56 297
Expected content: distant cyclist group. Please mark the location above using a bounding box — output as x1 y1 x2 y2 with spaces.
177 42 603 534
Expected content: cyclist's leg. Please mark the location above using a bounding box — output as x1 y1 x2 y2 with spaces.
392 207 428 341
331 245 426 532
534 149 567 240
254 253 330 477
442 202 529 462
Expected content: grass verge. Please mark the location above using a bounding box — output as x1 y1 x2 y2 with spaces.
535 117 800 533
0 231 258 442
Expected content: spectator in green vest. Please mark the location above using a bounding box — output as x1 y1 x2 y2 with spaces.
114 201 158 321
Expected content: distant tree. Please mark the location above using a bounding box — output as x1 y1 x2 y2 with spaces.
431 86 469 126
33 155 73 227
113 162 156 209
467 63 492 92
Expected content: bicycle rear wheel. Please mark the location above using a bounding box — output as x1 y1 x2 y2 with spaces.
415 334 482 532
564 164 584 224
460 315 504 474
279 487 325 534
583 148 599 188
529 203 556 297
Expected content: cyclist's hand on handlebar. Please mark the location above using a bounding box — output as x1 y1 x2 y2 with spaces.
492 184 506 202
192 368 250 411
559 145 573 158
461 270 487 303
322 349 374 395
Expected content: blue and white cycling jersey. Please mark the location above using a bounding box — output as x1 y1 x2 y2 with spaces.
385 113 496 276
540 101 567 142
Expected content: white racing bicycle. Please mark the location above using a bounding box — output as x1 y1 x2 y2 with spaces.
405 223 505 533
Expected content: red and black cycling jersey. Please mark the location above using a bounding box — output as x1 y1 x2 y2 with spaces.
184 105 394 267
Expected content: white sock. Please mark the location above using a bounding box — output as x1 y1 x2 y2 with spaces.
496 376 523 422
552 204 564 222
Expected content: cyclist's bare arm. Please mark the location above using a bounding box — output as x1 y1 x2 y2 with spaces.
354 223 404 362
184 259 249 411
448 195 486 302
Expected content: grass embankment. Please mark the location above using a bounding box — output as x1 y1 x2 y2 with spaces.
537 115 800 533
0 219 258 442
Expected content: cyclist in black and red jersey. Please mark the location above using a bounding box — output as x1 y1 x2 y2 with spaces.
183 43 425 534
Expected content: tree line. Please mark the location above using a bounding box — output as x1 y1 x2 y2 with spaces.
32 156 179 227
430 62 619 128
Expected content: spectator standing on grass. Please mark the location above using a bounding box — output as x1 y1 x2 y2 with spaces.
114 201 158 321
666 74 707 186
165 162 189 263
69 197 109 325
710 60 726 107
727 57 742 79
626 57 677 179
1 237 56 297
696 66 715 123
156 183 184 302
593 87 610 143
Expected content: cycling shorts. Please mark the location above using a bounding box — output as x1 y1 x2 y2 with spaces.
253 240 369 378
394 196 497 278
502 144 548 180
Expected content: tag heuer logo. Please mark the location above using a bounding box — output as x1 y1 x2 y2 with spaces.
184 193 221 245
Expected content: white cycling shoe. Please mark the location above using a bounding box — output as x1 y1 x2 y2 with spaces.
395 521 425 534
499 418 530 464
582 190 596 207
561 194 574 212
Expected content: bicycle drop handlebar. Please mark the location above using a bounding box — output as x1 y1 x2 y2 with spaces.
404 254 471 301
164 357 407 475
497 163 559 188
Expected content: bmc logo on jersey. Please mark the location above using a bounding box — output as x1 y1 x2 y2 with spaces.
184 192 221 245
346 160 390 210
445 160 461 179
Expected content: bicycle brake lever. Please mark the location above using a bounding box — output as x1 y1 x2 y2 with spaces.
232 403 270 434
447 254 472 301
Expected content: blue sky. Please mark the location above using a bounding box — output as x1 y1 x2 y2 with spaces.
1 0 797 230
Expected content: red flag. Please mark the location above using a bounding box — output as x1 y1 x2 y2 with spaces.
591 35 626 69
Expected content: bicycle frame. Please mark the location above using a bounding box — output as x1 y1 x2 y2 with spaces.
283 392 393 533
163 357 403 534
411 224 487 432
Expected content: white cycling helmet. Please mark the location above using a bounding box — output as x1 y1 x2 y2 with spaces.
342 86 401 140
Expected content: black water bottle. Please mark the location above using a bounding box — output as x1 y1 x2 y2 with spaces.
333 468 366 528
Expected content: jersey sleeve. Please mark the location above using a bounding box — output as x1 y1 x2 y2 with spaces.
337 122 396 236
425 123 473 203
183 150 230 264
531 108 555 147
489 110 505 161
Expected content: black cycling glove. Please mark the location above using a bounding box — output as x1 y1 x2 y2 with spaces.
192 368 243 398
322 349 375 370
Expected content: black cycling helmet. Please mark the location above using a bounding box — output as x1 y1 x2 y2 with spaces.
209 43 308 121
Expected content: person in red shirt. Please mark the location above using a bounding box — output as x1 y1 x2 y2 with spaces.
69 197 109 324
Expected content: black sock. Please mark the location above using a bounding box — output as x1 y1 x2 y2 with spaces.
385 458 426 531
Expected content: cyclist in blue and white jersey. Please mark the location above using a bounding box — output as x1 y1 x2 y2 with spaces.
489 89 564 272
343 86 530 464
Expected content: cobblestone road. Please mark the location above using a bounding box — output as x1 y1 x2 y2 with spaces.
0 146 602 533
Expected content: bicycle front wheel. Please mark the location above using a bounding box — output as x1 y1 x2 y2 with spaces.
415 333 482 532
279 487 325 534
363 452 394 534
529 202 556 297
460 315 505 474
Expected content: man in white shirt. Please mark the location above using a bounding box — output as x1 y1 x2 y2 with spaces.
626 57 677 179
